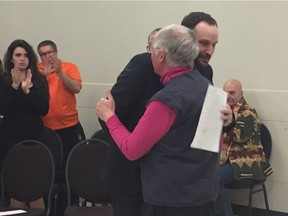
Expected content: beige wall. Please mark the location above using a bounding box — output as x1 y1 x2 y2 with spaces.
1 1 287 213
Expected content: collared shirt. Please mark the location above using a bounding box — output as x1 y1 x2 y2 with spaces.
38 62 82 130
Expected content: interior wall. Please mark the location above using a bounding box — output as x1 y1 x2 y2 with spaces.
0 1 287 213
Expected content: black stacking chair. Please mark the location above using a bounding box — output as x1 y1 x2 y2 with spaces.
225 123 273 216
0 139 55 216
43 126 64 216
91 129 113 143
63 138 113 216
76 122 86 142
44 126 63 175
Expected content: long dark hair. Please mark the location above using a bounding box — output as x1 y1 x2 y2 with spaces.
0 59 3 75
3 39 49 102
0 59 3 87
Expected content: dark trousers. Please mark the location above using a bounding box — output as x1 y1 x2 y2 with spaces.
141 201 216 216
55 124 79 173
54 124 80 216
111 190 143 216
216 163 234 216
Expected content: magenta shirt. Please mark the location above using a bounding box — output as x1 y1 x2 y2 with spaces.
107 66 192 160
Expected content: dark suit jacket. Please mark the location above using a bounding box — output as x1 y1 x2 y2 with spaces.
194 59 213 84
100 52 163 193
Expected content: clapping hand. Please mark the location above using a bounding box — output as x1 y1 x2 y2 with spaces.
55 59 62 75
11 66 26 90
21 69 33 94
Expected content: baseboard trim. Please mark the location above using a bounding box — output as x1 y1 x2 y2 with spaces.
232 204 288 216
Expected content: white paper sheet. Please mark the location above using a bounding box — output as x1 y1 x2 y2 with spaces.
0 210 26 215
190 84 227 153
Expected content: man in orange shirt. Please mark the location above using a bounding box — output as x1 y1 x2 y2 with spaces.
37 40 82 173
37 40 82 215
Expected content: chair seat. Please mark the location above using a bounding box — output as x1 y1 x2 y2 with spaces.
225 178 265 189
64 205 113 216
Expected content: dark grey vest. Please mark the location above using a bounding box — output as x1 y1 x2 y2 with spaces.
141 70 219 207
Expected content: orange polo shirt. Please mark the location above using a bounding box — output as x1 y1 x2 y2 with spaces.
38 62 82 130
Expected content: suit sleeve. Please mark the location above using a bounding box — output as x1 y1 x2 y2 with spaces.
99 53 156 131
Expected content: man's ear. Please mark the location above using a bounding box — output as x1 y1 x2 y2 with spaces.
159 49 165 63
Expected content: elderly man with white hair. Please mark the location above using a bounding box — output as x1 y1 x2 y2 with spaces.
97 24 232 216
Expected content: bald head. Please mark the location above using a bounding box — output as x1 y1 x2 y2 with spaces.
223 79 243 106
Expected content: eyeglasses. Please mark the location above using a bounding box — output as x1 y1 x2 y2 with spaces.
39 50 55 58
146 45 152 53
146 45 160 54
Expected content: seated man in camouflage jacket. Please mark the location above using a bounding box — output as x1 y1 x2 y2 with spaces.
216 78 272 216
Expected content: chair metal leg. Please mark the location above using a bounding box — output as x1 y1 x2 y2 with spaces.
248 187 253 216
248 183 270 216
261 184 269 210
53 194 58 216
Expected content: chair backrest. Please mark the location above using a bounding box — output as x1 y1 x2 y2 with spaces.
260 123 272 160
76 121 86 142
1 140 55 207
0 115 3 128
44 126 63 172
91 129 113 144
65 138 111 205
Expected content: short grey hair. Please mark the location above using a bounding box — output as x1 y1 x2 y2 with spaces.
153 24 199 67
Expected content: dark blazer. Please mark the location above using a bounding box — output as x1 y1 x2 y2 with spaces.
100 52 163 192
194 59 213 84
